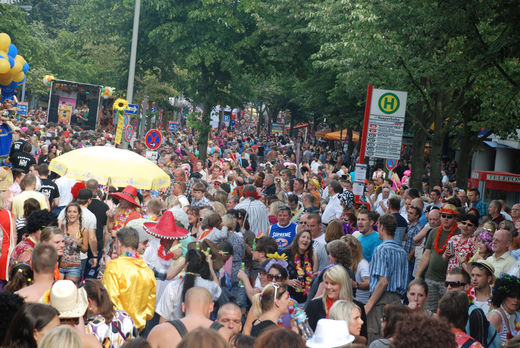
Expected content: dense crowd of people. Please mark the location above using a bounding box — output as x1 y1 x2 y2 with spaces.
1 106 520 348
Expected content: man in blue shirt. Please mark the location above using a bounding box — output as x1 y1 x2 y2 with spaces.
357 210 382 262
267 205 298 252
365 214 408 344
468 188 488 222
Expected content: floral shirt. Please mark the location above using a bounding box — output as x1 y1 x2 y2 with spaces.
9 237 36 265
86 310 138 348
60 235 81 268
447 235 477 274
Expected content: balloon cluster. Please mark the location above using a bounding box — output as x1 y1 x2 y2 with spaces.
0 33 30 101
100 86 114 99
43 75 54 87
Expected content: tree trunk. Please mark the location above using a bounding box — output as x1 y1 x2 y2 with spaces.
198 100 211 162
409 102 428 192
456 131 474 190
429 95 444 188
256 104 264 137
266 107 272 134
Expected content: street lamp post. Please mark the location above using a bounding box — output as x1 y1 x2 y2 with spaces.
123 0 140 149
126 0 141 104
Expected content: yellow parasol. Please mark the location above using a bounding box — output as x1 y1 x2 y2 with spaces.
48 146 170 190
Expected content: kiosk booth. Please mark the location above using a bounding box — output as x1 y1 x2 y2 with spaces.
469 170 520 206
46 79 102 130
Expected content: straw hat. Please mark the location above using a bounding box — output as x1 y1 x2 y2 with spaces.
49 280 88 318
0 166 13 191
470 259 496 282
306 319 355 348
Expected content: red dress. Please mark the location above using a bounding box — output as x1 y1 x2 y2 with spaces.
0 210 14 280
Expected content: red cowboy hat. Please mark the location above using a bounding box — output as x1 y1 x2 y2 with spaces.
143 210 189 240
109 185 140 207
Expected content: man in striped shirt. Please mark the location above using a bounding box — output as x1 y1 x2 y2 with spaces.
365 214 408 344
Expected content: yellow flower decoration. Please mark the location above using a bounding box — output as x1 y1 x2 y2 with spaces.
42 289 51 304
113 98 129 111
266 252 288 261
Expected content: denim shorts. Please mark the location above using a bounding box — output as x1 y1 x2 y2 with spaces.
59 266 81 278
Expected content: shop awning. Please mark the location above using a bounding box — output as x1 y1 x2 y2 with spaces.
483 141 514 149
318 128 360 142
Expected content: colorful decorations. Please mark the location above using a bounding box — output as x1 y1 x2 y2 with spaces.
294 253 313 295
113 98 129 111
0 33 30 101
266 252 288 261
43 75 54 87
433 224 459 254
101 86 114 99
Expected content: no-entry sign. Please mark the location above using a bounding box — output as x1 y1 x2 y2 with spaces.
145 129 162 150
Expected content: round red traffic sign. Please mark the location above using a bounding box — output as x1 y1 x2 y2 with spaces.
124 126 133 142
145 129 162 150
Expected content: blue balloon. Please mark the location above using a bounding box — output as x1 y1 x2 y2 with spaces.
8 56 14 68
8 44 17 58
22 62 29 72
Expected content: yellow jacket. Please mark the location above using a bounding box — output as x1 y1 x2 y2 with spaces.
103 255 156 330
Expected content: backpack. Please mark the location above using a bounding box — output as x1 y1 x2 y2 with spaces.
466 304 500 348
168 320 223 338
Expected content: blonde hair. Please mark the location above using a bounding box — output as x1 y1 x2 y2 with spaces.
38 326 81 348
341 235 364 273
269 201 284 216
165 195 180 209
251 283 287 317
212 201 226 216
221 214 237 231
329 300 360 328
40 226 64 243
321 265 353 309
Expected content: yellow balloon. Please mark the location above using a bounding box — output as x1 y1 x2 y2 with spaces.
15 55 25 65
13 71 24 83
0 33 11 52
0 73 12 86
0 50 7 58
0 58 9 74
11 59 23 74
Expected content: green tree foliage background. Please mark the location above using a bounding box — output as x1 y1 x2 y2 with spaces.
1 0 518 170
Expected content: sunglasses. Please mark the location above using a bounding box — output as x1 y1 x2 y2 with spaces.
461 221 474 227
441 214 455 219
445 281 466 288
267 274 284 281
